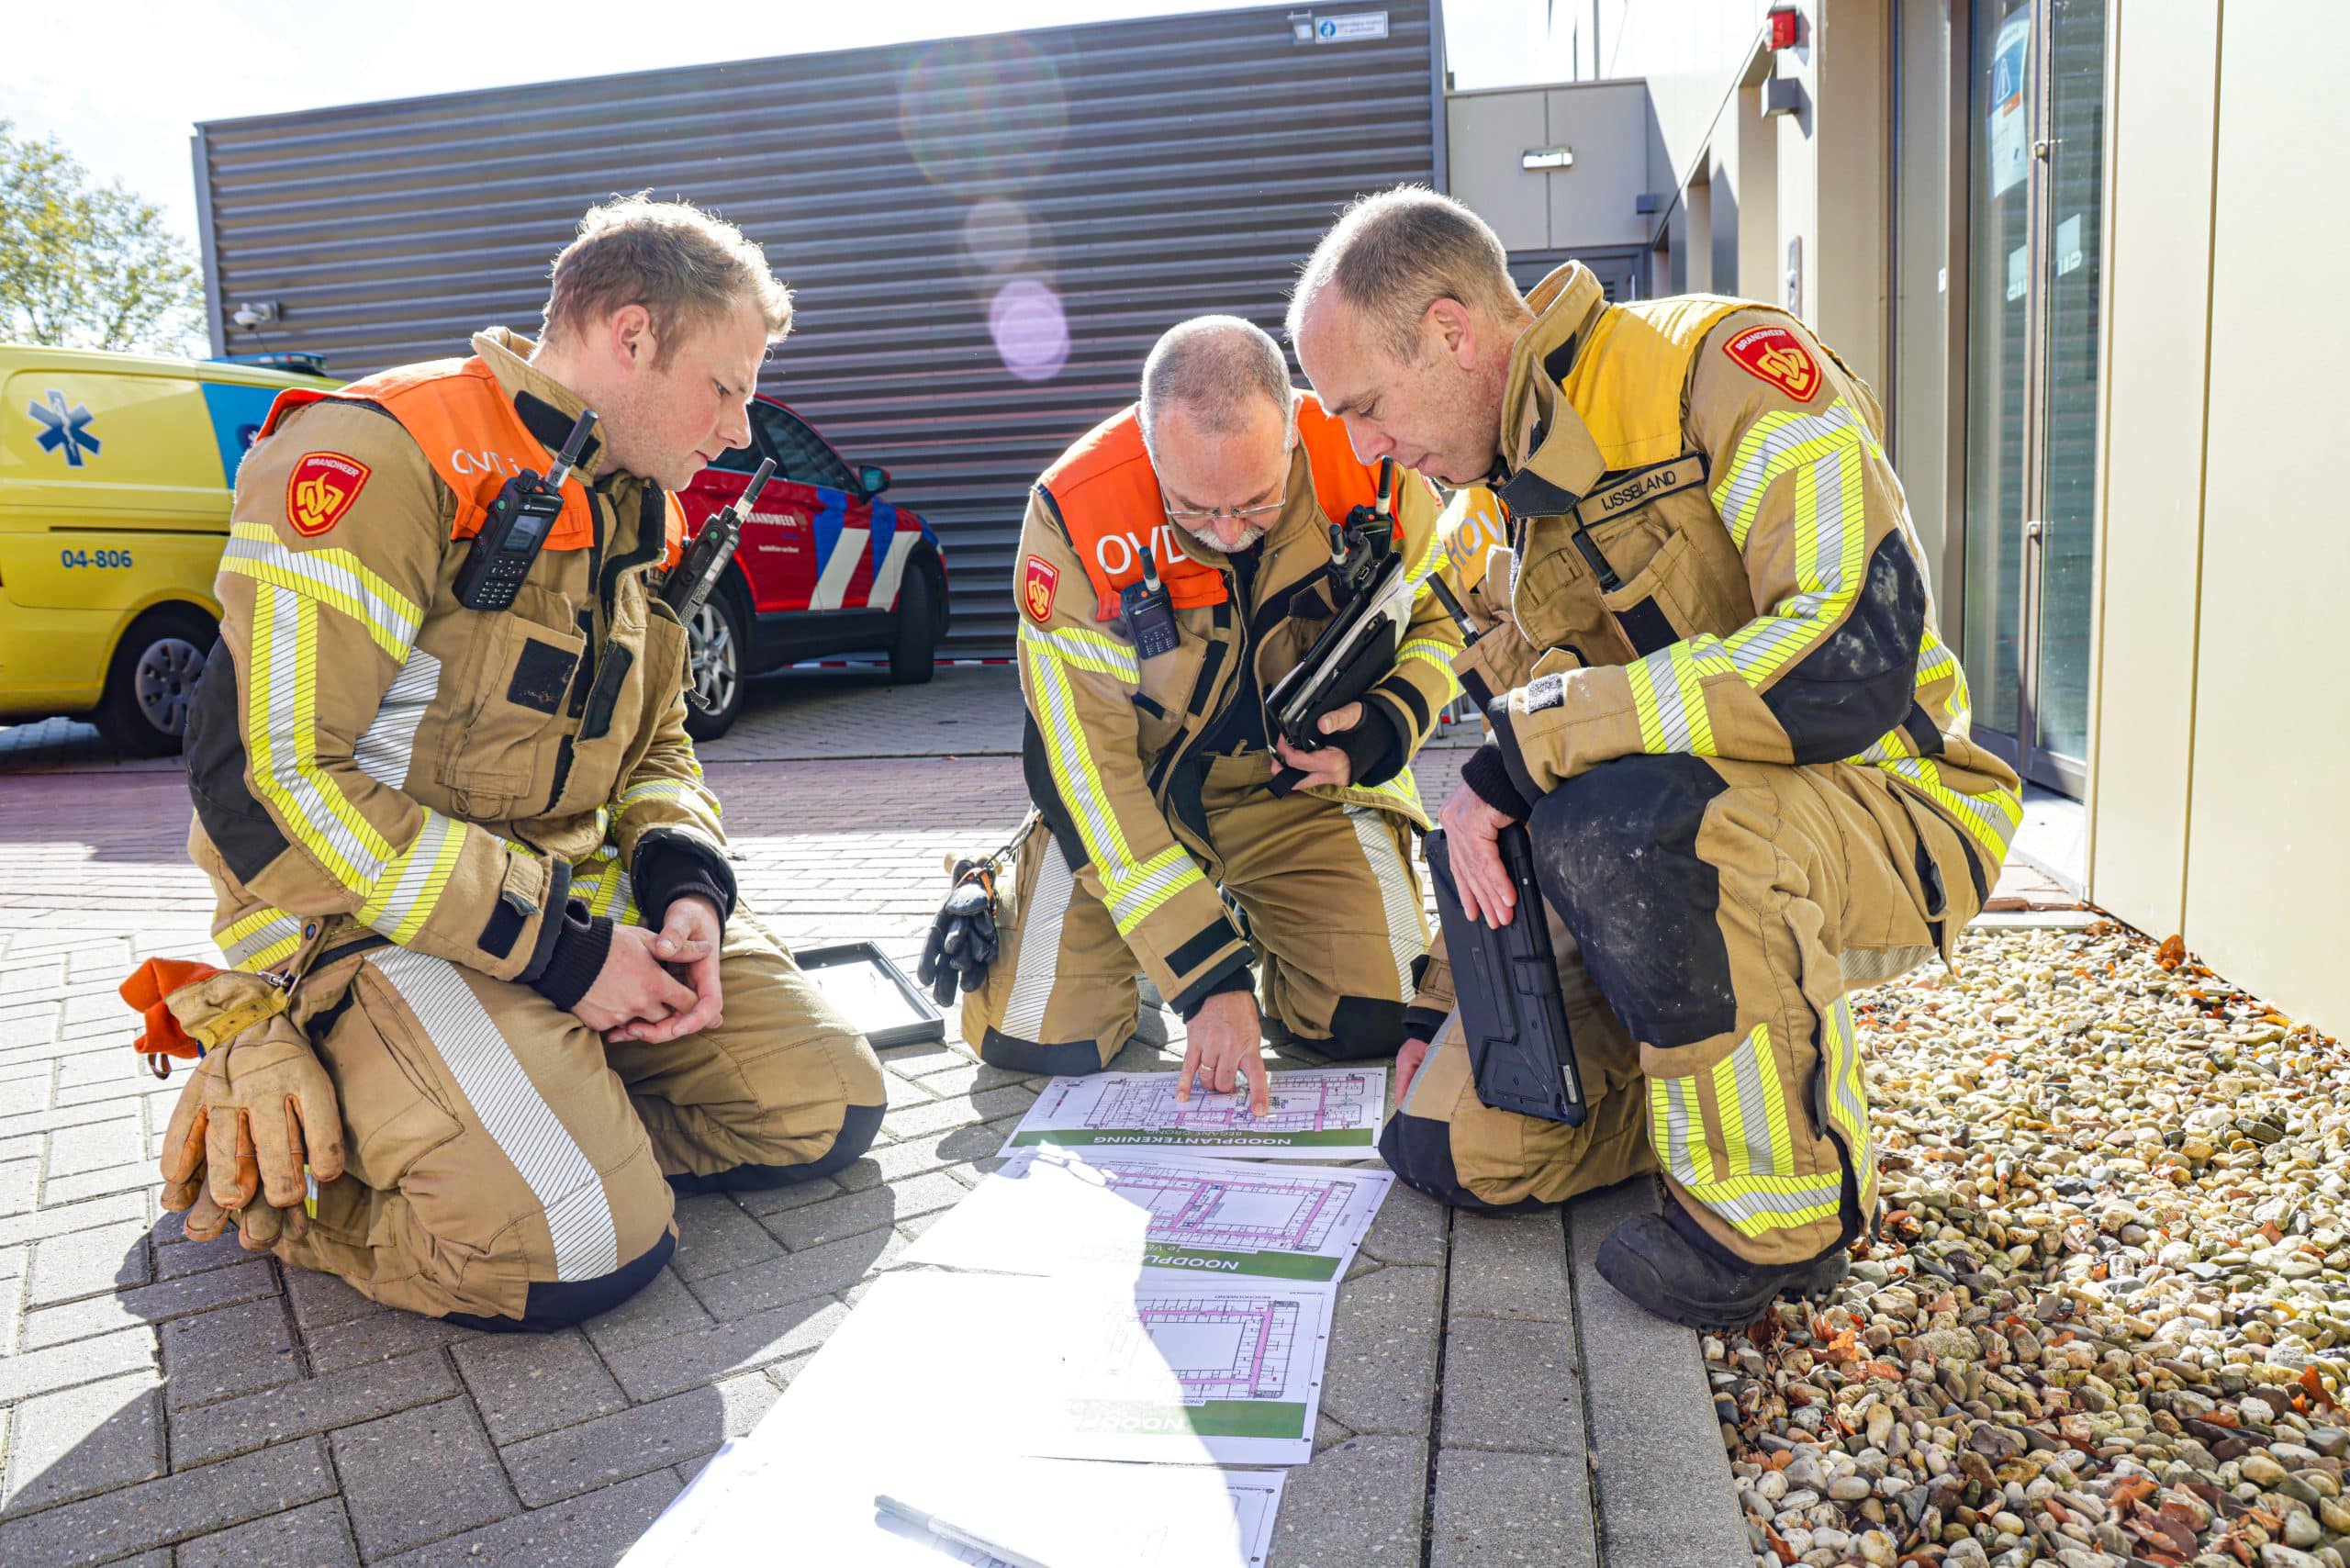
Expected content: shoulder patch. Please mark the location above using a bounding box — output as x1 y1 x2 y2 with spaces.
1720 324 1825 404
286 452 372 536
1022 554 1059 624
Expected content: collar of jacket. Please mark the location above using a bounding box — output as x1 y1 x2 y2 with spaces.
1169 440 1361 614
471 328 621 489
1492 263 1609 520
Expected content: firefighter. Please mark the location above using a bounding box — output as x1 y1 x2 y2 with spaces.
956 316 1464 1111
168 196 885 1329
1291 188 2023 1330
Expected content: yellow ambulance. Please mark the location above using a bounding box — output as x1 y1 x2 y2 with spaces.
0 346 338 754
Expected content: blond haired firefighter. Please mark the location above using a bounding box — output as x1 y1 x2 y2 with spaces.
169 197 885 1328
1292 189 2022 1330
957 317 1463 1108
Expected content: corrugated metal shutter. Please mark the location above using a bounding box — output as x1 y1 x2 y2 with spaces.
196 4 1438 658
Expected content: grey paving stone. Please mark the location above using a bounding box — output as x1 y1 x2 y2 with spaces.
0 1321 156 1403
0 1155 39 1217
175 1498 359 1568
669 1193 787 1281
1449 1211 1571 1321
834 1124 1002 1191
688 1228 903 1322
452 1327 627 1447
1270 1433 1428 1568
282 1264 383 1333
375 1469 680 1568
763 1170 966 1250
0 1436 335 1568
733 1172 841 1218
39 1156 163 1207
1430 1447 1596 1567
1438 1315 1583 1454
301 1306 474 1374
27 1217 151 1306
903 1059 1040 1097
21 1256 276 1350
1564 1179 1750 1568
580 1265 712 1358
602 1295 849 1403
160 1295 298 1409
0 1369 164 1515
500 1371 778 1506
169 1350 464 1469
1315 1411 1358 1454
1360 1181 1449 1266
152 1223 254 1282
44 1114 143 1178
329 1397 518 1559
1319 1263 1443 1437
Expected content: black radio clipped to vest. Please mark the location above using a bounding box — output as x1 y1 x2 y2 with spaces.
453 409 598 611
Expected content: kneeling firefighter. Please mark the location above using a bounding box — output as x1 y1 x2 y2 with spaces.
926 316 1465 1111
137 196 885 1330
1291 189 2023 1330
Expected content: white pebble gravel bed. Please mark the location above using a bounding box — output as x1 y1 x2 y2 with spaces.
1715 922 2350 1568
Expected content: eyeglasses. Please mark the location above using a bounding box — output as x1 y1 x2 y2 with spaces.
1163 471 1292 526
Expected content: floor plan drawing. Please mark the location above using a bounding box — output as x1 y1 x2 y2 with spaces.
902 1148 1393 1289
1124 1295 1302 1404
1002 1069 1387 1159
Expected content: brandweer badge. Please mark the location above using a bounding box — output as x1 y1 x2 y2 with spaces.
1722 324 1825 404
287 452 372 536
1023 554 1059 624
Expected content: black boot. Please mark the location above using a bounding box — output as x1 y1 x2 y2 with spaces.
1595 1204 1849 1331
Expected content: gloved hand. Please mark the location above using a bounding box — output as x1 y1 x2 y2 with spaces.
918 857 1000 1006
159 993 344 1250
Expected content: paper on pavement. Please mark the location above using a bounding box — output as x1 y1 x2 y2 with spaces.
902 1146 1391 1291
1000 1068 1386 1160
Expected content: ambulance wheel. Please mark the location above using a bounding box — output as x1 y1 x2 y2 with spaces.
95 606 215 757
889 564 938 686
683 586 746 742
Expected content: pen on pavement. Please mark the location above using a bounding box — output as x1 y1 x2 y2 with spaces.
874 1494 1054 1568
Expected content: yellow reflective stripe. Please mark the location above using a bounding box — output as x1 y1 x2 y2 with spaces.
1102 843 1204 935
616 778 722 830
248 588 393 890
1018 622 1138 685
1624 641 1718 756
1681 1169 1845 1238
220 521 421 659
1648 1072 1715 1188
571 848 640 924
1358 770 1426 814
217 906 304 972
359 810 471 943
1820 994 1875 1211
1708 403 1865 550
1880 756 2021 866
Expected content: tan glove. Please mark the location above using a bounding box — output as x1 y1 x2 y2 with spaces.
157 972 344 1248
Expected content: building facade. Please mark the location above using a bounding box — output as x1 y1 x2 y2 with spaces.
1442 0 2350 1034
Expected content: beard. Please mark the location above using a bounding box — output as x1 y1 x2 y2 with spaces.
1177 519 1269 556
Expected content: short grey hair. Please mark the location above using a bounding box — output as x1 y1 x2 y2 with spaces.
1137 316 1296 460
1286 185 1522 363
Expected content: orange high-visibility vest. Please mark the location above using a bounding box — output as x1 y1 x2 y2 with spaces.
1040 392 1385 622
263 358 685 560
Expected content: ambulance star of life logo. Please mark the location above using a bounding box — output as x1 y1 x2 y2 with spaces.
1023 554 1059 624
286 452 372 536
28 390 102 467
1722 324 1824 404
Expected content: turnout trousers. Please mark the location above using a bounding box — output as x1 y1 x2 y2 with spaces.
1382 752 1991 1268
277 913 886 1327
963 755 1430 1075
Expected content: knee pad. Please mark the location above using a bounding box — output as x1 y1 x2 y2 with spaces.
442 1229 677 1334
667 1103 887 1195
1375 1113 1552 1215
1291 996 1408 1061
977 1026 1112 1078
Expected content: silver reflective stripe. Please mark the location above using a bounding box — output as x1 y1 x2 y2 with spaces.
263 588 387 883
364 946 620 1282
1728 1034 1777 1179
1841 944 1935 987
1662 1076 1700 1187
352 647 442 790
1347 806 1422 1002
220 912 301 969
1002 841 1075 1042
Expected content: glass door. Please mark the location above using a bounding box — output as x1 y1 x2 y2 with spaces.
1959 0 2106 796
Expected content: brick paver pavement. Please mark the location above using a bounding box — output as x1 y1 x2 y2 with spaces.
0 667 2041 1565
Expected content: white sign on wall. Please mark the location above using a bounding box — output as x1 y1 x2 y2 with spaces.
1313 12 1389 43
1988 10 2032 197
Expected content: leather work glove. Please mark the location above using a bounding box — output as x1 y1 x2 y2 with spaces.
918 857 1000 1006
157 973 344 1251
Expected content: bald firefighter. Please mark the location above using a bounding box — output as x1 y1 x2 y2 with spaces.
1291 189 2022 1329
952 317 1463 1108
167 196 885 1328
